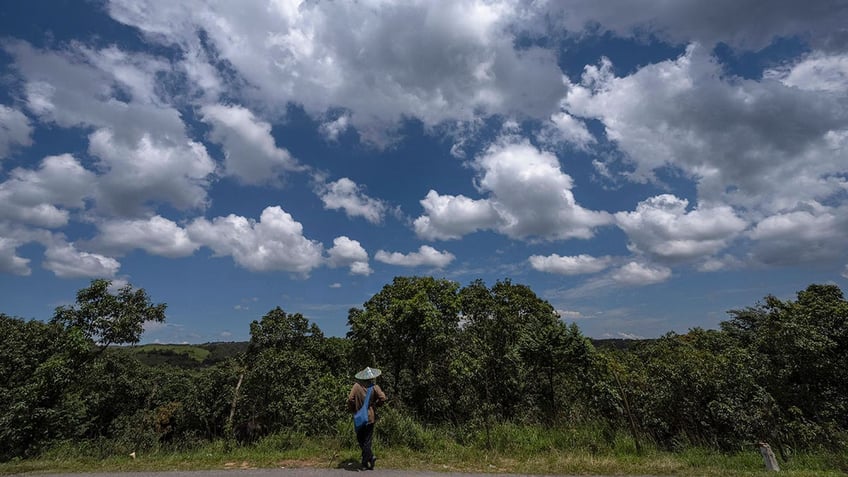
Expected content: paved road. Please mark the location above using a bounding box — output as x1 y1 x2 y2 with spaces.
6 470 639 477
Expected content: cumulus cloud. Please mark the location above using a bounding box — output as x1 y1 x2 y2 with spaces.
89 129 215 215
414 139 612 241
107 0 566 141
475 139 613 240
375 245 455 268
43 239 121 278
546 0 848 50
697 254 743 272
615 194 748 263
6 41 183 142
317 178 388 224
201 104 302 185
187 206 324 274
0 154 96 228
0 237 31 276
767 51 848 93
0 105 33 158
319 114 351 141
537 111 595 149
327 236 372 275
414 190 500 240
91 215 198 258
7 41 216 216
747 203 848 265
610 262 672 286
565 45 848 215
529 253 612 275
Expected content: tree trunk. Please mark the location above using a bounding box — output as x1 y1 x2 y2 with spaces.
226 370 245 438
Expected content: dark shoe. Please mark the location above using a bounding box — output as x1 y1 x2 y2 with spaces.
368 457 377 470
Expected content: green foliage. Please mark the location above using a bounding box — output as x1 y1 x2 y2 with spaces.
0 314 90 459
236 307 339 438
348 276 461 422
52 279 166 349
2 277 847 466
374 407 428 450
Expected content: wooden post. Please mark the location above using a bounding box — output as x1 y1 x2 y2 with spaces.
758 442 780 471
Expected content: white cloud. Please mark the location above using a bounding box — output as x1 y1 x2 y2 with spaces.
545 0 848 50
7 41 183 143
747 203 848 265
375 245 455 268
0 236 31 276
414 190 500 240
477 139 613 240
319 114 351 141
414 138 612 241
187 206 324 274
0 105 33 158
329 282 342 288
697 254 743 272
614 332 646 340
537 111 595 149
43 239 121 278
767 52 848 93
610 262 672 286
0 154 96 228
92 215 198 258
327 236 372 276
201 104 301 185
88 129 215 215
615 194 747 263
6 41 216 216
842 265 848 279
318 178 387 224
565 45 848 216
557 309 585 319
529 253 612 275
107 0 566 142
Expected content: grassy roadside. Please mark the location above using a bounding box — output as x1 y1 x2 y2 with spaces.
1 434 845 477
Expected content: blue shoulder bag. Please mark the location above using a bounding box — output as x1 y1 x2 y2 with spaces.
353 384 373 430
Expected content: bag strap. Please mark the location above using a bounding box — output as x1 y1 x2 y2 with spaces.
360 384 373 412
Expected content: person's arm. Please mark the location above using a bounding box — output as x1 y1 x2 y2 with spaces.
373 384 387 407
347 384 358 412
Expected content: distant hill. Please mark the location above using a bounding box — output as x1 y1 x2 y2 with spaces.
589 338 652 351
114 341 248 368
117 339 645 368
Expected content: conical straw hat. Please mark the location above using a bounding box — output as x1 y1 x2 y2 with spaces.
355 366 381 380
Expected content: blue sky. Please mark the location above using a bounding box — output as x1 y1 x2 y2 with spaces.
1 0 847 343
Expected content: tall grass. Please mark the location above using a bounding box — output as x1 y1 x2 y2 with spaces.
2 421 845 476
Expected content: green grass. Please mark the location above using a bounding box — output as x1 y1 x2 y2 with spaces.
2 425 845 476
125 344 211 362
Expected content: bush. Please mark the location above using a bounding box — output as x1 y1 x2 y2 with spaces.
375 407 427 450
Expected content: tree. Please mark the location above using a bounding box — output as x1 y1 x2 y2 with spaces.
238 307 330 435
52 279 167 352
0 314 90 459
723 284 848 446
459 279 592 423
347 276 461 421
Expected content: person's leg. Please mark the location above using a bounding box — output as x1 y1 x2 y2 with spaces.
361 423 375 469
356 425 370 468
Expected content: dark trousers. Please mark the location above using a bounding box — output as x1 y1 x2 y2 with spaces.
355 423 375 467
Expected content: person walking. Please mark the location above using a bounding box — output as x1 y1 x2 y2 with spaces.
347 366 387 470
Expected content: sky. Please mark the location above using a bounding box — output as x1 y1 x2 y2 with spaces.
1 0 847 344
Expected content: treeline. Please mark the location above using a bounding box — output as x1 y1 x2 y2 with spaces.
1 277 846 461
